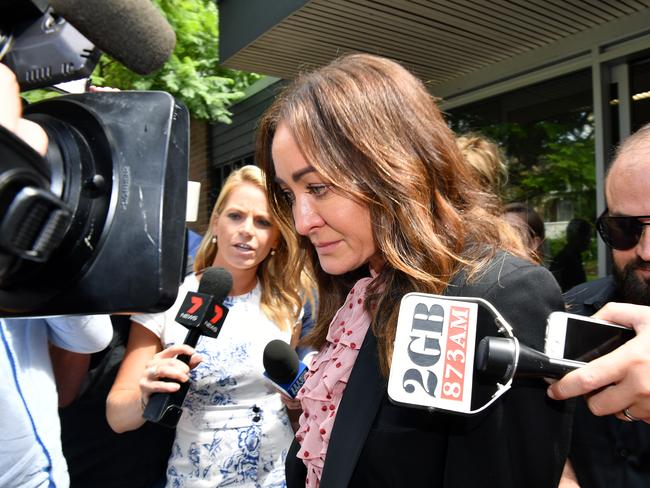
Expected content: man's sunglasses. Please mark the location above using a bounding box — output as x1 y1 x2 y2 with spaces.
596 210 650 251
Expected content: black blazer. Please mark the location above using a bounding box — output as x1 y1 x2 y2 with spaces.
286 252 573 488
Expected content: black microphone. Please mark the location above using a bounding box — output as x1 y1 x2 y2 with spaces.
143 267 232 428
49 0 176 74
263 339 308 399
476 336 585 382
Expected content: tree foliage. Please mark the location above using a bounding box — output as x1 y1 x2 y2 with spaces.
90 0 260 122
451 110 596 218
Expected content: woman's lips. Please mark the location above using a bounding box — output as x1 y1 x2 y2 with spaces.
314 240 340 253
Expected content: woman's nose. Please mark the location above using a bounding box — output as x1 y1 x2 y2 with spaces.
293 197 322 236
240 216 254 235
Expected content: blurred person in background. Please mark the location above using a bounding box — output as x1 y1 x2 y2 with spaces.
504 202 547 264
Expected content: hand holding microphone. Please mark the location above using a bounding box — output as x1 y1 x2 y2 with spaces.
143 267 232 428
389 293 633 416
140 343 201 406
547 302 650 424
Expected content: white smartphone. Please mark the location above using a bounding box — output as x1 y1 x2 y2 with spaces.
545 311 635 362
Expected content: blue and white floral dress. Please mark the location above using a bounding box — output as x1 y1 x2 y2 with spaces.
133 274 294 488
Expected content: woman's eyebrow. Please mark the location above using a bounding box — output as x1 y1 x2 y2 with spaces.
275 166 316 184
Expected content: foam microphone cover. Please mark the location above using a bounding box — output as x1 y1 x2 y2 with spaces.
198 267 232 303
263 339 300 384
49 0 176 74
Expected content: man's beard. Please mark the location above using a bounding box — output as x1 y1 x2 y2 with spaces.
613 257 650 306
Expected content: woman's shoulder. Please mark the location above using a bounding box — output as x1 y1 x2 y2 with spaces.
452 251 555 291
485 250 540 273
463 251 564 348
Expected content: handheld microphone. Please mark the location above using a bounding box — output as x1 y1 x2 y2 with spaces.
49 0 176 74
389 292 587 417
263 340 308 399
143 267 232 428
476 336 584 381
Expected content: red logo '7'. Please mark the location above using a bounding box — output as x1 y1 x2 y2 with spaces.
210 305 224 324
187 296 203 314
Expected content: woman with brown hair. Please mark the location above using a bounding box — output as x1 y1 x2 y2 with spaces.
257 54 571 487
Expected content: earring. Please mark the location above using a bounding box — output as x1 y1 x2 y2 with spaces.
211 236 217 244
270 249 276 256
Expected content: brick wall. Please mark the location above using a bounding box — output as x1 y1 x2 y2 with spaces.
187 117 211 235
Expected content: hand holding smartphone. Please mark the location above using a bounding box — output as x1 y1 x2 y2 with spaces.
544 311 635 363
546 303 650 423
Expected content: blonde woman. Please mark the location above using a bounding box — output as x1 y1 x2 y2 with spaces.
107 165 311 487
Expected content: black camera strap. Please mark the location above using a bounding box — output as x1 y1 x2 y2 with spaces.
0 124 70 268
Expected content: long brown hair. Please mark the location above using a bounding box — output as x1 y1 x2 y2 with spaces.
193 165 308 332
256 54 527 373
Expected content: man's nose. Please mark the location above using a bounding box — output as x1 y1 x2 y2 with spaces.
636 224 650 261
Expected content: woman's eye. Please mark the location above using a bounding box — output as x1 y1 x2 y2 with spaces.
227 212 241 221
281 190 295 206
257 218 272 228
307 184 329 197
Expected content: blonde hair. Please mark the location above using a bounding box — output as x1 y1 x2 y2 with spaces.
456 133 507 201
257 54 528 374
193 165 308 331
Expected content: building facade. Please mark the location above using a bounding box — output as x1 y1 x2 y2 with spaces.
213 0 650 277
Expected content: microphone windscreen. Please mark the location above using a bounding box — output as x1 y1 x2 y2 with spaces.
263 339 300 384
49 0 176 74
198 267 232 303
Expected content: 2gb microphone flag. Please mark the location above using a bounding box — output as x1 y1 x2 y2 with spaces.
389 293 479 414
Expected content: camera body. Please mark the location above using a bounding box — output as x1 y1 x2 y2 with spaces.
0 2 188 316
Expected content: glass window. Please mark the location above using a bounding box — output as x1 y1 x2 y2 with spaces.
447 69 597 290
631 56 650 132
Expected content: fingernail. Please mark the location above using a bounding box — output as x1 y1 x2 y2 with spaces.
547 386 557 400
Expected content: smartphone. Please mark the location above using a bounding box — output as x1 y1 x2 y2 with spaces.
545 311 635 362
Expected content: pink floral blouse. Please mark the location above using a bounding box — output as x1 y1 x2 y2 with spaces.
294 275 375 487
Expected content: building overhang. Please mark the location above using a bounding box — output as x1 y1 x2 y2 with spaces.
219 0 650 105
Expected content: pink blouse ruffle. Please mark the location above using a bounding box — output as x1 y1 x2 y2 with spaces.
295 276 374 487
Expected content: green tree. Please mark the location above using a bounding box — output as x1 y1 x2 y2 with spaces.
90 0 260 122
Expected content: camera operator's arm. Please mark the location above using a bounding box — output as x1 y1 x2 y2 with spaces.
50 346 91 407
0 64 48 155
106 321 202 433
548 302 650 423
46 315 112 407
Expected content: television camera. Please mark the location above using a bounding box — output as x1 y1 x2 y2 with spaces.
0 0 189 317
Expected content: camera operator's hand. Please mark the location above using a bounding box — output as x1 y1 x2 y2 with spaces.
139 344 203 404
548 302 650 423
0 64 48 156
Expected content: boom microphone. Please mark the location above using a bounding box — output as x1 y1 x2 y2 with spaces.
49 0 176 74
143 267 232 428
263 339 308 399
